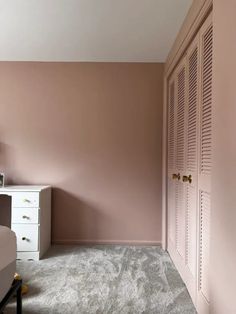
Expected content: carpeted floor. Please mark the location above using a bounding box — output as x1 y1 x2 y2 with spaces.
6 245 196 314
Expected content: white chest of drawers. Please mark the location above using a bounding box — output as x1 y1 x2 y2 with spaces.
0 186 51 260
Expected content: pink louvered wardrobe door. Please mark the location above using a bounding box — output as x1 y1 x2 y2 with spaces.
168 36 200 305
167 77 177 248
167 12 213 314
184 33 200 302
197 13 213 314
167 57 190 294
175 60 187 262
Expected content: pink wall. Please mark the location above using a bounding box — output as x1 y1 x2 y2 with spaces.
0 62 164 244
211 1 236 312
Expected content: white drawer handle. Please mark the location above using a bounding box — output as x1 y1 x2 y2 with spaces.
22 237 30 242
23 199 31 203
22 215 30 220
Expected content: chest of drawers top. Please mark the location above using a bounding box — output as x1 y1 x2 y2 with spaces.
0 186 50 208
0 185 50 193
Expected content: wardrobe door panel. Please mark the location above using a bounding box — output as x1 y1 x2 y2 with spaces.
176 66 186 173
187 46 198 176
167 59 188 281
181 33 200 304
199 191 211 300
186 185 197 276
168 81 176 173
197 13 213 313
175 60 187 261
186 35 200 281
200 25 213 178
168 178 175 244
167 78 177 248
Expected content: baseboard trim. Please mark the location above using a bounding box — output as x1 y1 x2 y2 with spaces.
52 239 161 246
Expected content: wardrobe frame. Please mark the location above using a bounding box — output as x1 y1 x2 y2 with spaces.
162 0 213 251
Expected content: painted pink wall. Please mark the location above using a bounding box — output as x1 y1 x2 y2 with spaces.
211 1 236 312
0 62 164 244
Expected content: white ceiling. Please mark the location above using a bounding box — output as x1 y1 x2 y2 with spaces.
0 0 193 62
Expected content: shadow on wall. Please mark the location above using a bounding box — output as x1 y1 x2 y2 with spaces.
0 142 11 171
0 142 13 227
52 188 113 243
0 141 20 185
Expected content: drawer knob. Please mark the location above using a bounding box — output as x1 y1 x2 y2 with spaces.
22 237 29 241
23 199 31 203
22 215 30 220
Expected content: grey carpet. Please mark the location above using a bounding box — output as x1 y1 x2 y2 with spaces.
6 245 196 314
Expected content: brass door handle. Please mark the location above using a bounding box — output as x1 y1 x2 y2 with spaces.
182 175 192 183
172 173 180 180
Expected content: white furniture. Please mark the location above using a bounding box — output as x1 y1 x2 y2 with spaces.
0 186 51 261
0 226 16 302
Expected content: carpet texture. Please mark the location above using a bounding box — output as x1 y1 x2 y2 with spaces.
6 245 196 314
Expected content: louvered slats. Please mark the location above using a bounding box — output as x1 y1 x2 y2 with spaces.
199 191 211 301
168 178 175 243
201 25 213 174
186 185 196 276
168 82 175 169
185 45 198 281
187 47 198 172
176 181 185 258
176 68 186 170
198 21 213 306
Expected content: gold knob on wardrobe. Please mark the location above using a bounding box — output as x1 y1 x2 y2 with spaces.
182 175 192 183
172 173 180 180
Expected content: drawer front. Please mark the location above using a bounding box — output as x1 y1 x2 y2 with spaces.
12 192 39 208
12 224 39 252
12 208 39 224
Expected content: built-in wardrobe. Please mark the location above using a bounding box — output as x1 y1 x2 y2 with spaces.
165 7 212 314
